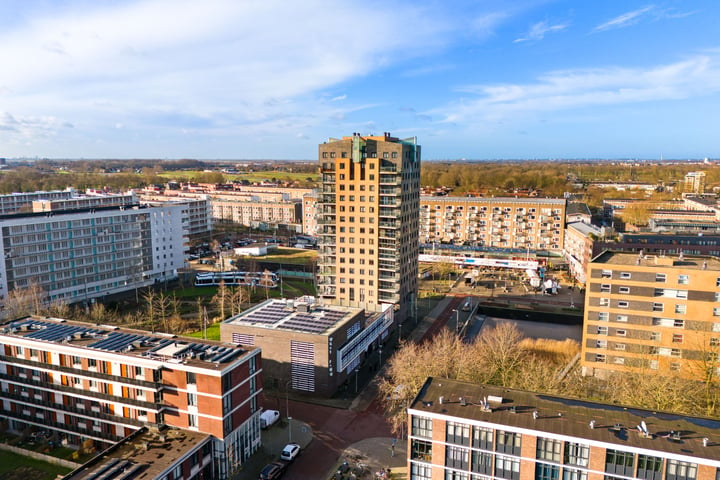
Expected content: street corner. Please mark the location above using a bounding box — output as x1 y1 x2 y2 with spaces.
329 437 407 480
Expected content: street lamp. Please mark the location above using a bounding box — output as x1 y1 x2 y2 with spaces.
285 379 292 443
452 309 459 336
354 367 360 394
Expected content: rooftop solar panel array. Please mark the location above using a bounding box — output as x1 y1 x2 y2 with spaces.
5 319 245 364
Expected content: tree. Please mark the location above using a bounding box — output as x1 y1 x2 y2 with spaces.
142 289 156 332
2 282 47 319
212 281 230 322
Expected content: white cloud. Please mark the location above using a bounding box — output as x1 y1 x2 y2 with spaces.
433 52 720 124
594 5 654 32
514 21 567 43
0 0 450 149
331 95 347 102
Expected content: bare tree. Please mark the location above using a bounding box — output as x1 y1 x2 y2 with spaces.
142 289 156 332
3 281 47 319
212 280 229 322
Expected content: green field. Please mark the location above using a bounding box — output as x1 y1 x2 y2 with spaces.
0 450 72 480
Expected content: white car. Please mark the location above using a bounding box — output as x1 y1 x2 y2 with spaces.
280 443 301 461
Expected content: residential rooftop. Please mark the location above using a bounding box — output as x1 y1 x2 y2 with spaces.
410 377 720 462
223 297 364 335
1 316 251 368
62 427 210 480
591 251 720 270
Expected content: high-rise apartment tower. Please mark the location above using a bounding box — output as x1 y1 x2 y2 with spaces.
317 132 420 324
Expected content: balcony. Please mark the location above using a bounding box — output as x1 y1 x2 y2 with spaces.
379 176 401 185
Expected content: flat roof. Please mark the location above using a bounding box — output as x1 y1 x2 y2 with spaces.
591 251 720 270
420 196 565 205
1 317 252 368
224 298 361 335
63 427 210 480
411 377 720 462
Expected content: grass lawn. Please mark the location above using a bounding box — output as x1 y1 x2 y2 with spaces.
0 450 72 480
187 323 221 341
262 248 317 265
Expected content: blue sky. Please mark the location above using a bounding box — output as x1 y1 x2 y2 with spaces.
1 0 718 160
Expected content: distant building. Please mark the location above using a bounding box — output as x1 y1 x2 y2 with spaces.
0 316 262 477
0 192 188 306
565 202 592 224
563 221 607 285
684 171 707 194
582 251 720 379
408 377 720 480
419 197 566 254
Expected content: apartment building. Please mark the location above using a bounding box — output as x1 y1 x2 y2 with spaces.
0 202 187 306
317 132 420 324
0 188 77 215
581 251 720 379
419 197 566 253
0 316 263 478
210 197 301 231
564 222 606 285
139 192 212 239
221 296 393 396
302 191 319 236
684 171 707 194
408 377 720 480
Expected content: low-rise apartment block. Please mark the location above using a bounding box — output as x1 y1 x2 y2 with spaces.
582 251 720 379
0 316 262 478
408 377 720 480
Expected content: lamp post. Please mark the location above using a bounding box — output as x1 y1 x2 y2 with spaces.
354 367 360 394
285 379 292 443
452 309 459 336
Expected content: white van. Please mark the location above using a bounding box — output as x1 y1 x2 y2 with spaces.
260 409 280 429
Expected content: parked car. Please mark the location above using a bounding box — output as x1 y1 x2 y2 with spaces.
258 462 287 480
260 409 280 429
280 443 301 461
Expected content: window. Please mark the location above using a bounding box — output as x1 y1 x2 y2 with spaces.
494 455 520 480
617 301 629 308
713 307 720 317
446 421 470 446
656 273 666 282
677 290 688 299
597 326 608 335
411 464 431 480
563 442 589 467
470 451 493 475
613 357 625 365
675 304 687 314
672 334 684 343
637 454 663 480
653 303 664 312
187 393 197 406
598 313 609 322
536 438 562 462
535 464 560 480
600 284 611 293
472 426 493 450
619 286 630 294
411 439 432 462
678 275 689 285
616 315 628 322
188 414 198 428
562 468 587 480
495 431 521 455
595 354 606 363
186 372 196 385
601 270 612 278
670 362 681 372
605 450 634 477
616 329 626 337
445 445 469 470
599 298 610 307
666 460 697 480
620 272 631 279
411 416 432 438
614 343 626 351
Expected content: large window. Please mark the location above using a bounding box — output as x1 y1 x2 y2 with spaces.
470 451 493 475
666 460 697 480
411 440 432 462
412 416 432 438
536 438 562 462
445 446 469 470
494 455 520 480
636 454 663 480
496 431 521 455
605 449 634 477
563 442 589 467
472 426 493 450
561 468 587 480
447 421 470 446
411 463 431 480
445 472 468 480
535 463 559 480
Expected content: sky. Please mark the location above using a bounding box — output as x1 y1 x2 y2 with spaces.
1 0 719 160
